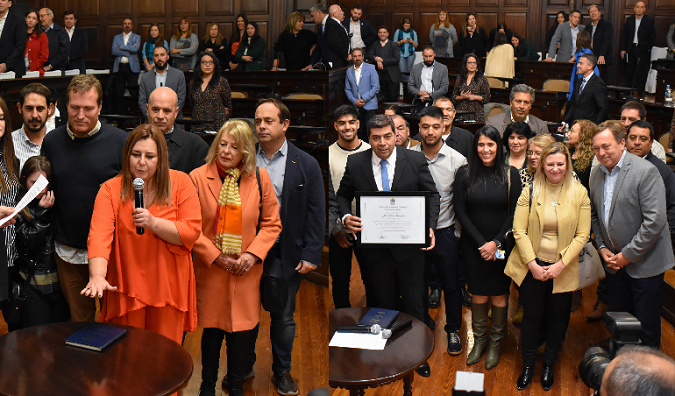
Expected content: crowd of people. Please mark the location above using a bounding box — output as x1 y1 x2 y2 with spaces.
0 74 325 396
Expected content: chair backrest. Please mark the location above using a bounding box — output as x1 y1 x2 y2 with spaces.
284 93 323 100
542 79 570 93
487 77 504 89
486 106 505 119
231 91 248 99
658 133 674 165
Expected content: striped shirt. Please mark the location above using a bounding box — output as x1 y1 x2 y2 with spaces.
12 127 43 172
0 144 20 267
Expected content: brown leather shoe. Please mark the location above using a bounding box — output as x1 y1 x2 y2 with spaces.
585 301 609 322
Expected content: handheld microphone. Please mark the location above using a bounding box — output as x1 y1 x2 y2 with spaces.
133 178 144 235
381 318 413 339
336 324 382 334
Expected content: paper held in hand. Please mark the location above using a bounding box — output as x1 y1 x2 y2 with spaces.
0 174 48 227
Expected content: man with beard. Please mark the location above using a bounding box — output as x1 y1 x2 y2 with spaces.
411 106 467 357
111 18 141 113
412 97 473 159
139 45 186 120
408 46 449 106
328 105 371 308
367 26 401 103
345 48 379 141
13 83 54 171
342 4 376 52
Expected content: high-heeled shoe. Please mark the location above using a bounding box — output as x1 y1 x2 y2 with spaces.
516 366 534 390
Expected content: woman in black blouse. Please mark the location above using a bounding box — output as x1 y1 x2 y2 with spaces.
459 13 488 58
455 126 521 370
451 53 490 122
190 52 232 133
272 11 317 71
546 11 567 53
198 23 228 71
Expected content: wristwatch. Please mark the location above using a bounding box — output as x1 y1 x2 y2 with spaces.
493 240 502 249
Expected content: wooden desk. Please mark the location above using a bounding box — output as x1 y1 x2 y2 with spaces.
329 308 434 396
0 322 193 395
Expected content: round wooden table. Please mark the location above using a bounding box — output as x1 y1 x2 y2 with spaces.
329 308 434 396
0 322 193 396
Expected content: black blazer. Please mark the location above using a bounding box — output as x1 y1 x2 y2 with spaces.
586 18 613 61
563 74 609 125
336 146 440 260
277 142 325 283
342 18 377 49
327 17 350 69
44 22 71 70
366 40 401 84
0 10 26 76
67 27 88 73
620 14 656 53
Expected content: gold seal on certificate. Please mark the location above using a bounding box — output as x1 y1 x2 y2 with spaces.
355 191 430 247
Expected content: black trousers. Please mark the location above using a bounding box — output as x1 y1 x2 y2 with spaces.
608 268 664 348
366 248 425 322
625 45 650 96
378 71 399 103
7 283 70 332
424 226 462 333
520 272 573 367
201 325 259 390
329 234 371 309
114 63 139 113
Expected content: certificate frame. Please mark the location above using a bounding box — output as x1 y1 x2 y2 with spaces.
355 191 430 248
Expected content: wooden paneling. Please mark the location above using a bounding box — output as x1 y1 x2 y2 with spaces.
505 0 528 6
69 0 99 18
82 26 100 61
107 0 132 18
204 0 234 15
448 0 470 5
138 0 166 18
241 0 268 14
476 0 498 7
368 13 387 32
392 0 414 5
656 0 675 9
170 0 199 16
546 0 570 5
655 16 674 48
504 13 527 38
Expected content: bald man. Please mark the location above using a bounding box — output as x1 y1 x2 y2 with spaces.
147 87 208 174
601 345 675 396
327 4 350 68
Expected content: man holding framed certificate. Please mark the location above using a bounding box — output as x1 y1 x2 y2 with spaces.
336 114 440 377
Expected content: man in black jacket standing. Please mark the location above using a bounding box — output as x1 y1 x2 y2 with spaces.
0 0 26 76
563 53 609 126
586 5 613 66
342 5 376 52
328 4 350 69
64 10 88 74
367 26 400 103
620 1 655 97
39 8 70 73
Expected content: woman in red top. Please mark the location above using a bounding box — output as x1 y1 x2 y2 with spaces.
24 9 48 75
82 124 201 346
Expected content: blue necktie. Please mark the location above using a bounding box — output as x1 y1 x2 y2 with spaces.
381 159 390 191
580 78 586 93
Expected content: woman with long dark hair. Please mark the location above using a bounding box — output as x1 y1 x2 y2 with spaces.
546 11 568 52
485 33 515 81
272 11 317 71
455 126 521 370
451 53 490 122
228 13 249 70
190 52 232 133
233 22 266 71
197 23 229 71
511 33 539 61
459 13 488 58
487 23 513 52
142 24 168 72
169 17 198 71
24 10 49 75
566 119 595 191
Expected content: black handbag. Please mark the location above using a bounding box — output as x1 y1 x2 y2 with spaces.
2 267 26 324
256 167 288 312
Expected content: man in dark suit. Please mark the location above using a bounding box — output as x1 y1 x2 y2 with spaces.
63 10 88 74
590 120 674 348
562 53 608 126
138 46 186 120
39 8 70 72
337 114 439 376
308 4 329 69
619 1 655 97
367 26 401 103
586 5 613 65
0 0 26 76
254 99 325 395
327 4 350 69
408 46 449 105
342 4 376 52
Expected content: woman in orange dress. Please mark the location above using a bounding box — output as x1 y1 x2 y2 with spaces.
190 120 281 396
82 124 201 345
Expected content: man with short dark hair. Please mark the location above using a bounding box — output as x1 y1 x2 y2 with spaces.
619 101 666 161
345 47 379 141
40 8 70 72
620 1 655 97
367 26 400 103
111 18 141 113
41 75 128 323
601 345 675 396
338 114 439 376
139 45 186 120
487 84 549 137
0 0 26 76
408 46 449 105
590 120 674 348
545 9 584 62
411 106 467 357
12 83 54 171
342 4 376 52
328 105 371 309
585 5 613 65
63 10 88 74
254 98 325 395
562 53 608 125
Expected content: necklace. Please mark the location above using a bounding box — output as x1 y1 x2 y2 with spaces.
143 189 156 197
550 183 563 207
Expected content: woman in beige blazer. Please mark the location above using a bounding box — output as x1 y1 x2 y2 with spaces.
505 142 590 392
190 120 282 396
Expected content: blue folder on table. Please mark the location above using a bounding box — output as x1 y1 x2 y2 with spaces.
65 323 127 352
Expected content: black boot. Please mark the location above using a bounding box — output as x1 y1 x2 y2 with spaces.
200 328 225 393
198 382 216 396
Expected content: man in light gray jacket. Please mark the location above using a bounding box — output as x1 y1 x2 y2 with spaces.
408 46 449 105
545 10 584 62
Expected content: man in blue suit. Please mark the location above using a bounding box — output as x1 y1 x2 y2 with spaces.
345 48 380 141
111 18 141 113
254 99 325 396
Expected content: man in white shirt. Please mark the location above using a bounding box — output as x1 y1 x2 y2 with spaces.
111 18 141 113
408 46 449 105
619 1 655 97
0 0 27 75
12 83 54 171
342 5 376 52
63 10 87 74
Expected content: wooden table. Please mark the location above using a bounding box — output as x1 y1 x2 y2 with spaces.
0 322 193 396
329 308 434 396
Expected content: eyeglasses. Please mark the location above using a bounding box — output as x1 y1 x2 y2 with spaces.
201 60 214 65
527 151 542 157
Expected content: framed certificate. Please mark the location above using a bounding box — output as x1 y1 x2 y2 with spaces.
355 191 430 248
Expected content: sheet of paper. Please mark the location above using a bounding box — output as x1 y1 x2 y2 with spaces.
455 371 485 392
0 175 48 227
329 332 387 350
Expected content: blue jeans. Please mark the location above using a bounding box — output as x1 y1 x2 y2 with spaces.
399 54 415 82
269 273 303 374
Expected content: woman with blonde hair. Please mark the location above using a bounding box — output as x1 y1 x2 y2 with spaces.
566 119 595 191
190 120 282 396
272 11 317 71
520 134 556 185
197 23 228 70
170 17 199 71
505 142 590 391
429 10 457 57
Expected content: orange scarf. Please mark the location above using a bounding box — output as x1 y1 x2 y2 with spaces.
213 163 242 255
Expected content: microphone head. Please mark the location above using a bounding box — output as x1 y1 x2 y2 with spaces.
133 178 144 190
